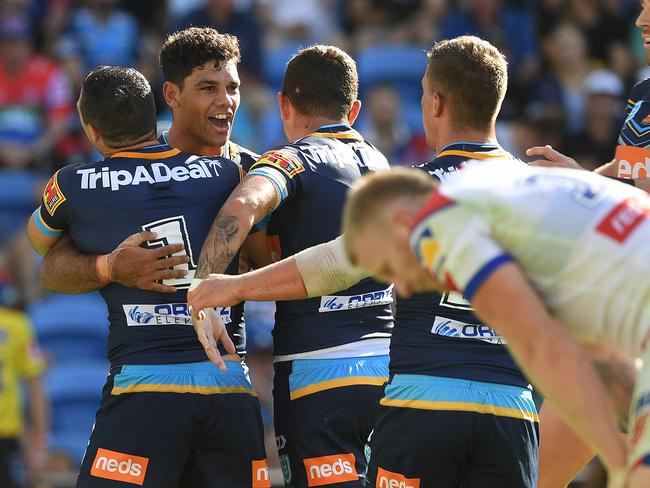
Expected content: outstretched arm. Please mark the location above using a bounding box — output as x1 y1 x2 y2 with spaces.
471 262 626 478
34 232 189 294
188 236 368 311
195 175 279 278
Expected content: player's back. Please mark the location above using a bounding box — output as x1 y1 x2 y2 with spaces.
392 143 527 386
248 124 393 357
425 160 650 355
39 144 243 367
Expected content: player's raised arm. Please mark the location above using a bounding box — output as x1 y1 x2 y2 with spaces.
188 235 368 311
470 262 627 480
195 173 279 278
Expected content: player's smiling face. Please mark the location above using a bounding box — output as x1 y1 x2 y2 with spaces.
176 59 240 155
638 0 650 64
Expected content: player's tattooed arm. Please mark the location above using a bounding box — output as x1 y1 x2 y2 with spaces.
195 175 280 278
40 232 189 294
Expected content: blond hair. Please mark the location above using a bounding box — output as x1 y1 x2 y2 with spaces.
342 169 436 264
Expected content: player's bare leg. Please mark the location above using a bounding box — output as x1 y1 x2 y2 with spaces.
538 401 594 488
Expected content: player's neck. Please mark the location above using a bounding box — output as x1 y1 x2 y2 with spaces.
165 126 224 157
434 126 498 153
103 137 160 157
286 116 349 142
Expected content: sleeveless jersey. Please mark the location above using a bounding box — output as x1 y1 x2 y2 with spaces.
35 143 244 367
411 160 650 356
248 124 394 356
391 143 527 387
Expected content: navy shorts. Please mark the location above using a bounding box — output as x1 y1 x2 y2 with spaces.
77 361 269 488
273 356 389 487
367 374 539 488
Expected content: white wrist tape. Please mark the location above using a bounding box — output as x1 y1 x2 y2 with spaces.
294 235 368 297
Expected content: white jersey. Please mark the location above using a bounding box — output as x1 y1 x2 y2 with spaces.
410 159 650 356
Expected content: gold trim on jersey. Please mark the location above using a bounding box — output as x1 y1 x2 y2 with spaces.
111 148 181 160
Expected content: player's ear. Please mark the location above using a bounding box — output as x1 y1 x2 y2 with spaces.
163 81 180 109
86 123 101 145
347 100 362 125
278 92 291 122
393 210 415 231
431 91 444 118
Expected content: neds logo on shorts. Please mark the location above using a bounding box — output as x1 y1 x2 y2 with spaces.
376 467 420 488
91 448 148 485
252 459 271 488
303 453 357 486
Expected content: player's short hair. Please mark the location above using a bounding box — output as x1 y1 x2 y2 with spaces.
282 44 358 120
425 36 508 131
343 169 436 264
159 27 240 87
78 66 156 148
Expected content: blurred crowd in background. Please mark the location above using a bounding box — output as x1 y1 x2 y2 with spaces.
0 0 645 486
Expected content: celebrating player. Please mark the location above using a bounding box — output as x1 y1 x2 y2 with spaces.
27 66 269 487
190 36 600 487
190 45 393 487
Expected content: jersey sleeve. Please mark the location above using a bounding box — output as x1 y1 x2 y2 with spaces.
247 147 305 204
34 168 73 238
410 191 512 301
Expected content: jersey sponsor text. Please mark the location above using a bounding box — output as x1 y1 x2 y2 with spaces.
303 453 357 486
90 448 148 485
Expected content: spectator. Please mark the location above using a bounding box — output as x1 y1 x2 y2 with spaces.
532 21 591 134
560 69 625 171
174 0 263 81
0 15 73 170
56 0 139 85
0 273 48 487
362 84 433 165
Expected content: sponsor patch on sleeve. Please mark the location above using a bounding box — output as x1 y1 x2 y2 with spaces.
254 150 304 178
43 171 66 216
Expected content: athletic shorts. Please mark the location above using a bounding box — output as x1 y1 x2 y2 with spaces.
367 374 539 488
273 356 389 487
76 361 269 488
0 438 23 488
628 345 650 474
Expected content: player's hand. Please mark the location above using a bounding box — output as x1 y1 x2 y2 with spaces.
191 306 237 371
526 145 583 170
187 274 243 312
106 231 190 293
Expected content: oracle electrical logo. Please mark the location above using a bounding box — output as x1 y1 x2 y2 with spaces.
303 453 358 486
90 448 148 485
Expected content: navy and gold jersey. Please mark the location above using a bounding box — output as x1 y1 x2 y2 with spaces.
615 78 650 179
158 132 259 173
35 143 244 367
248 124 394 356
391 142 528 387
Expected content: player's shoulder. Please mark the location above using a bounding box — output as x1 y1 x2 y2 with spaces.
228 141 260 172
629 78 650 103
251 143 305 176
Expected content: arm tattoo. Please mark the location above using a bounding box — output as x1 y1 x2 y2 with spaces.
196 215 241 278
